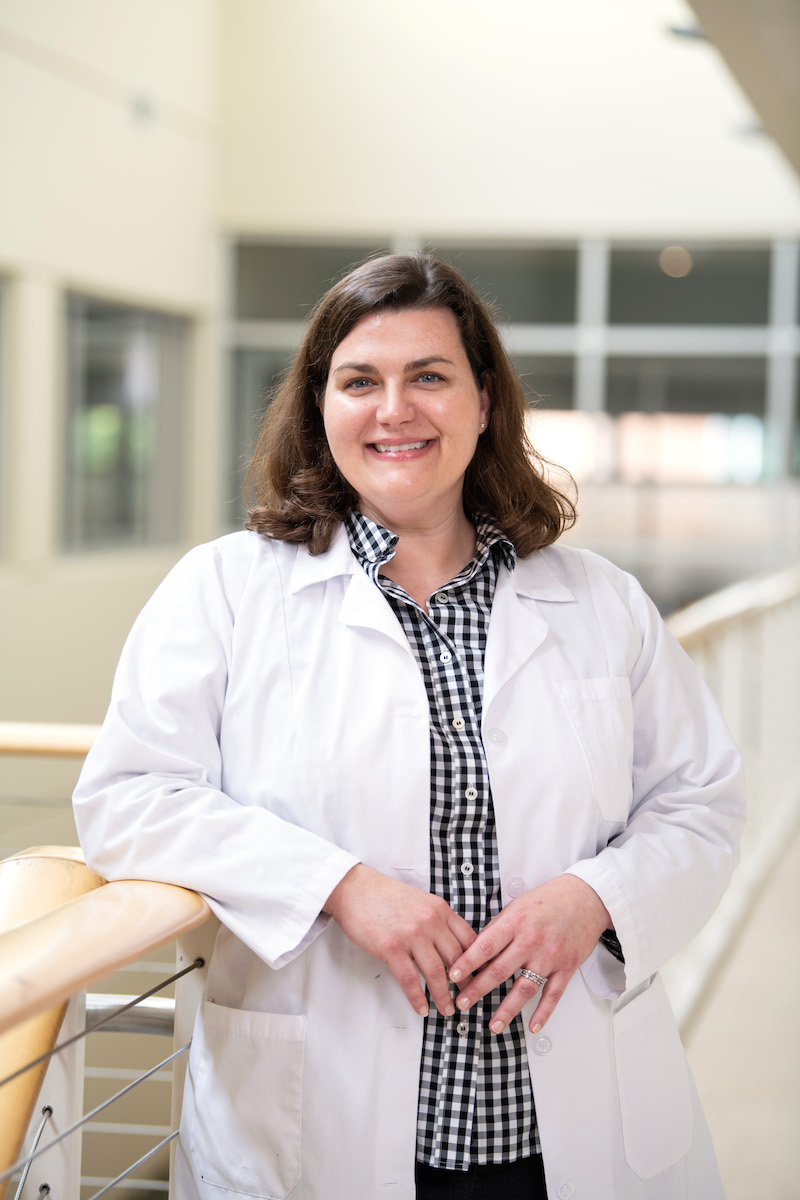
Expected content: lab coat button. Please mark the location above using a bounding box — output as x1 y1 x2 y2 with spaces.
452 716 465 730
460 861 474 876
533 1035 552 1055
507 876 526 897
487 727 507 745
465 786 478 801
557 1184 576 1199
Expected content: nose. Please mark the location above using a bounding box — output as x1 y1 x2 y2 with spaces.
376 379 415 424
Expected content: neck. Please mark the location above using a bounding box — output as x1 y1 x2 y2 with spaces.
364 506 477 608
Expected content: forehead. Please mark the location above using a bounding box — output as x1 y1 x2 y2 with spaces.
329 307 467 366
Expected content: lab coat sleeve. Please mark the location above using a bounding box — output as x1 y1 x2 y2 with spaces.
564 556 746 994
72 540 359 970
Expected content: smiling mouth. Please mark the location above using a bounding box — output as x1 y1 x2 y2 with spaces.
372 441 430 453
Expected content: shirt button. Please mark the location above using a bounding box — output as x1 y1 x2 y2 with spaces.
460 861 474 876
434 591 449 604
439 651 452 664
486 727 507 745
557 1184 576 1199
465 786 478 801
507 876 526 897
533 1035 552 1055
452 716 465 730
456 1020 469 1036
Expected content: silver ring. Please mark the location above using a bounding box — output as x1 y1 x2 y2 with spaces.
519 969 548 987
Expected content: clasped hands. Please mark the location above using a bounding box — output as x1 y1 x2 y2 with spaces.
324 864 612 1034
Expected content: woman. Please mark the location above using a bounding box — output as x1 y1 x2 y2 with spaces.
74 254 745 1200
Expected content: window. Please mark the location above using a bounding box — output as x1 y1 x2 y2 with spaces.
65 296 186 549
428 245 577 323
609 245 770 325
229 347 295 521
606 356 766 484
234 242 388 320
510 355 574 409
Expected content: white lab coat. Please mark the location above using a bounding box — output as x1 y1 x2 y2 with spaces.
74 527 744 1200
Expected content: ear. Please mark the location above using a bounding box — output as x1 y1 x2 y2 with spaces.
478 374 492 429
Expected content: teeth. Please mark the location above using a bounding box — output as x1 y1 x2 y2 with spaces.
373 441 428 453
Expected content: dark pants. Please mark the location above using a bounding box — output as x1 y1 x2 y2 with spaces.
415 1155 547 1200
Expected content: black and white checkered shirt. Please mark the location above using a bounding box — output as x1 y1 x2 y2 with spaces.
345 511 540 1170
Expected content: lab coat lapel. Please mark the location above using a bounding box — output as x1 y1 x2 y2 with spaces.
483 551 575 712
289 523 412 653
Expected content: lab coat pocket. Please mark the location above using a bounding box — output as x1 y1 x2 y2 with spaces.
190 1000 306 1199
613 978 693 1180
558 677 633 821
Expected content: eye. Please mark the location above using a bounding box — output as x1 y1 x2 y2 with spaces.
344 377 374 391
417 371 443 384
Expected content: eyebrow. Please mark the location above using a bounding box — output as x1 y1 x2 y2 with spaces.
332 355 456 376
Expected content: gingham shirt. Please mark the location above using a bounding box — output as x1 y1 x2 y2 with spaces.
345 511 539 1170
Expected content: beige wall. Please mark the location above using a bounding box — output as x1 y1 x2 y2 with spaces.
0 0 221 732
218 0 800 240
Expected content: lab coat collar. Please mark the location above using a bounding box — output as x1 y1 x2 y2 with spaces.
483 548 576 711
289 523 411 651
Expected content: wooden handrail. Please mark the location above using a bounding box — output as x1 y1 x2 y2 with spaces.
0 873 211 1038
0 849 211 1194
0 721 101 758
666 561 800 646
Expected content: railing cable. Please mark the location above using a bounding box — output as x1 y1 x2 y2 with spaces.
0 958 204 1091
0 1044 190 1186
84 1129 180 1200
12 1106 52 1200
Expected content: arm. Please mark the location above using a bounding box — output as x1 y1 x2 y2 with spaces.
73 540 359 970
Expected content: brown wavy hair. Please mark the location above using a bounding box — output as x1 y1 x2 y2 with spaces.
245 253 576 556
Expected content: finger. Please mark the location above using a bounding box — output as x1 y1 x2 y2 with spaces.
413 947 456 1017
447 913 479 957
453 948 523 1012
527 975 567 1033
385 951 435 1017
486 973 549 1034
448 921 512 983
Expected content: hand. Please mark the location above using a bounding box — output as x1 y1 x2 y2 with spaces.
448 874 612 1034
324 864 477 1018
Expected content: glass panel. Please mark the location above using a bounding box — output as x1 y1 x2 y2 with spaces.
65 297 185 549
510 355 574 409
234 243 389 320
609 245 770 325
606 356 766 416
606 356 766 484
228 348 295 526
427 246 577 323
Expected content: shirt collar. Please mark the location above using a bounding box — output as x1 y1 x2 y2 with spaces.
345 510 516 576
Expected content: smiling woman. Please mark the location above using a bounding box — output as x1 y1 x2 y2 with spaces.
244 253 575 557
73 253 745 1200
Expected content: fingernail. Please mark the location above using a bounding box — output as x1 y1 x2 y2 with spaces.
418 1004 430 1017
531 1023 542 1033
457 995 470 1010
450 968 462 982
443 1003 454 1016
490 1019 504 1034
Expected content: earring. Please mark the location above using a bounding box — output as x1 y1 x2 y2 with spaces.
480 423 485 429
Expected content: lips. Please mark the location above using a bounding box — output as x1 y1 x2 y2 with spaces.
372 441 430 453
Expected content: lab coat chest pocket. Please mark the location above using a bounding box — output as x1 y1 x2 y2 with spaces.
190 1000 305 1199
558 677 633 821
613 979 693 1179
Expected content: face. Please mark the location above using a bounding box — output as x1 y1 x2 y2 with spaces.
321 307 491 530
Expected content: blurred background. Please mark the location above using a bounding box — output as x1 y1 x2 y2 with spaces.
0 1 798 1197
1 0 799 726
